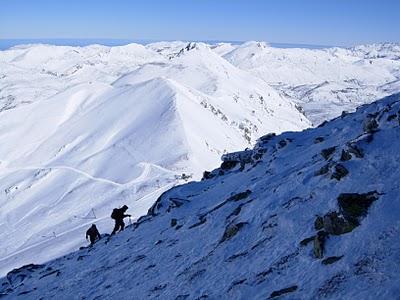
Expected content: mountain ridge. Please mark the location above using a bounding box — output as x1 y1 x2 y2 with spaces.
1 93 399 299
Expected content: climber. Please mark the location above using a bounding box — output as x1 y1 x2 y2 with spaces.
86 224 101 245
111 205 131 235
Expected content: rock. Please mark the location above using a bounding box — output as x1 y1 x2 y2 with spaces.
170 218 178 227
314 137 324 143
322 256 344 265
252 153 263 160
202 171 215 180
189 216 207 229
220 222 247 243
314 231 328 258
314 216 324 230
321 147 336 160
300 236 315 246
221 160 238 171
337 191 379 222
387 114 397 121
222 150 253 164
227 278 247 291
269 285 298 298
317 120 328 128
322 212 356 235
149 283 167 292
259 133 276 143
166 198 187 212
6 264 44 286
38 269 61 279
331 164 349 180
347 144 364 158
278 139 287 148
363 118 379 133
227 190 252 202
315 164 330 176
340 150 352 161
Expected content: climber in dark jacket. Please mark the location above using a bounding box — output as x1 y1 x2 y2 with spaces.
111 205 131 235
86 224 101 245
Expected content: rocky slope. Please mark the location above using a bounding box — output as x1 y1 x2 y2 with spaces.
1 93 399 299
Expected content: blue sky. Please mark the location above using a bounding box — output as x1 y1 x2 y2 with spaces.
1 0 399 46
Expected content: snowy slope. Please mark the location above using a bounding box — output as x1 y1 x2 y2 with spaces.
225 42 400 125
2 93 399 299
0 42 309 276
0 43 165 111
115 42 310 142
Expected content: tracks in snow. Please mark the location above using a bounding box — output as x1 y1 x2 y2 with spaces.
0 161 157 188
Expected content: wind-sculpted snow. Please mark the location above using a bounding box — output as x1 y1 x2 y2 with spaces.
0 42 310 276
1 93 399 299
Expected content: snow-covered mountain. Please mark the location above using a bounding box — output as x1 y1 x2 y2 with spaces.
0 42 309 276
1 93 399 299
224 41 400 125
1 40 400 279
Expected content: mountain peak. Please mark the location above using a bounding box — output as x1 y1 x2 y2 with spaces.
2 93 399 299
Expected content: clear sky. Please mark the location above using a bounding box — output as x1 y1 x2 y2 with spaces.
1 0 399 46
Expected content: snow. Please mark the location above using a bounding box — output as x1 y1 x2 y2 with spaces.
1 41 400 288
1 93 399 299
224 42 400 125
0 42 309 277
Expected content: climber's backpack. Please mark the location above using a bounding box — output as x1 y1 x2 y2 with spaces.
111 208 118 220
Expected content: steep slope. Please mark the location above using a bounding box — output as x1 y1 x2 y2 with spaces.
0 78 190 275
225 42 400 125
2 93 399 299
0 41 309 276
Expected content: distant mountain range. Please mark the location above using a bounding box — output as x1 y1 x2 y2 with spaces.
0 40 399 278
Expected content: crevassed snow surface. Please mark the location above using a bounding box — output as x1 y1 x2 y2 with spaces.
0 42 310 276
1 94 400 299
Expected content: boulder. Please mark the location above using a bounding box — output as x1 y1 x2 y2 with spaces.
220 222 247 243
269 285 298 299
363 118 379 133
314 216 324 230
340 150 352 161
322 256 344 265
347 144 364 158
278 139 287 148
227 190 252 202
300 236 315 246
170 219 178 227
314 164 330 176
313 231 328 258
202 171 215 180
337 191 379 222
331 164 349 181
321 147 336 160
322 212 356 235
221 160 238 171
